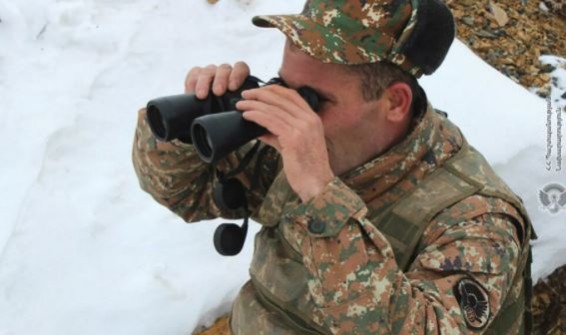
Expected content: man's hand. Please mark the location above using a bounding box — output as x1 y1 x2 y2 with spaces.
236 85 335 202
184 61 251 98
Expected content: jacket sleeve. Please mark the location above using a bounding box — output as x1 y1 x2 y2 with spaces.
292 177 523 335
132 108 281 222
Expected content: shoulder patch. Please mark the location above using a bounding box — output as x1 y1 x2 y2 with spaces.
454 278 490 329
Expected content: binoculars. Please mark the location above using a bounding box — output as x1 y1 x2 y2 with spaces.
146 76 320 164
145 76 320 257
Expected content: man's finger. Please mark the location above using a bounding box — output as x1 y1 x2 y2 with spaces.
229 61 250 91
194 65 217 99
242 110 290 137
184 67 202 94
240 87 303 119
212 64 232 96
236 99 296 129
268 84 314 113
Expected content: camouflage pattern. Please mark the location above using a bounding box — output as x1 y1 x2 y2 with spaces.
132 108 281 223
132 100 534 334
199 267 566 335
252 0 424 77
532 265 566 335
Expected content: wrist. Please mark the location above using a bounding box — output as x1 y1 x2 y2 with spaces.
297 171 335 202
292 176 367 239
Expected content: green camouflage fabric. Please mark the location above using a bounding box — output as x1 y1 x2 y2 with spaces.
252 0 424 77
132 101 533 334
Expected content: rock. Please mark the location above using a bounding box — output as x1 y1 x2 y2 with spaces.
462 16 475 26
540 1 551 12
540 74 551 82
537 89 550 98
476 29 498 38
490 1 510 26
541 63 557 73
543 0 566 17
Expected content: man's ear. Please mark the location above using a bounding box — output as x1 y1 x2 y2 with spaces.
384 82 412 122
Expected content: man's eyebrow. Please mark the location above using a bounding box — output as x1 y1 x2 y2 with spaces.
277 71 336 101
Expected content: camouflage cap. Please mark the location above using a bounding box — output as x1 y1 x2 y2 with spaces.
252 0 456 78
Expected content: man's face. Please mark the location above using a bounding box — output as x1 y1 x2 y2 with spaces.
278 40 393 170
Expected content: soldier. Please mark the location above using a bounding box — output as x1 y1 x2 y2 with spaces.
133 0 536 334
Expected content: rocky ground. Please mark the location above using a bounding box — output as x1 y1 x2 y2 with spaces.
533 265 566 335
446 0 566 100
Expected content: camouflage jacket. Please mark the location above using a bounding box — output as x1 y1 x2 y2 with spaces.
132 101 532 334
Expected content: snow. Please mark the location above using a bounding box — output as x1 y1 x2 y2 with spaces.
539 1 550 12
540 55 566 105
0 0 564 334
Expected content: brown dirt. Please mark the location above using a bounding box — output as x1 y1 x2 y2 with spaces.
192 315 231 335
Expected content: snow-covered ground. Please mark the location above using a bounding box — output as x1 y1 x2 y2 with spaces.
0 1 564 334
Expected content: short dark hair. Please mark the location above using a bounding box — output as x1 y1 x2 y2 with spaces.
345 61 425 119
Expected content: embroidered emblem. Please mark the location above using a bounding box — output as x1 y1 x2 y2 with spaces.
454 278 490 329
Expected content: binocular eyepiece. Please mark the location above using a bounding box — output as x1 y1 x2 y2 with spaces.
146 76 320 164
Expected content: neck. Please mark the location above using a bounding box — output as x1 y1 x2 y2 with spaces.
328 118 413 176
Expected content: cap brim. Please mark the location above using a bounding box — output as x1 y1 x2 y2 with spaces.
251 14 384 65
252 14 282 28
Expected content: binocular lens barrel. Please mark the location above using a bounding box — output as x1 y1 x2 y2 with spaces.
145 76 318 164
191 111 267 164
147 105 168 140
191 123 214 159
146 94 215 144
191 87 319 164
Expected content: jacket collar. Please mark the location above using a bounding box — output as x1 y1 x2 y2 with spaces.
338 101 463 204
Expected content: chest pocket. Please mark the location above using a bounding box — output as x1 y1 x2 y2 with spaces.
254 170 308 261
252 171 309 301
250 171 329 333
